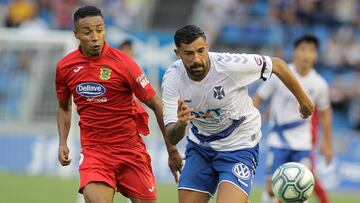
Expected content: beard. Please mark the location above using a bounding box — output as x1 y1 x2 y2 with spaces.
188 62 206 77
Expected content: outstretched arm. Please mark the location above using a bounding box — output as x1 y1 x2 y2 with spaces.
145 95 183 183
271 57 314 118
57 98 72 166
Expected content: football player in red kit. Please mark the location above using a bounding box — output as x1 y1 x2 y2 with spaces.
55 6 182 203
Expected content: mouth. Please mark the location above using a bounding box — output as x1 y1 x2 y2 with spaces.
92 45 101 50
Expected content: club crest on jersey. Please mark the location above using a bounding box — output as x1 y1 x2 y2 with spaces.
213 86 225 100
99 67 112 80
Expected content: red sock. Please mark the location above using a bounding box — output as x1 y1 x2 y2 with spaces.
314 177 330 203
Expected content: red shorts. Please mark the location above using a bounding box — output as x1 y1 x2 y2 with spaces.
78 138 157 200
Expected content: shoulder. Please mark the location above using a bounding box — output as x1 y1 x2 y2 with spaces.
312 70 329 89
56 49 79 68
163 59 184 80
210 52 264 72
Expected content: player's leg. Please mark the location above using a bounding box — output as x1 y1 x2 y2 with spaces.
178 141 217 203
313 176 330 203
79 147 117 203
127 197 156 203
216 181 248 203
179 189 211 203
115 141 157 202
214 144 260 203
83 182 115 203
262 147 290 203
310 151 330 203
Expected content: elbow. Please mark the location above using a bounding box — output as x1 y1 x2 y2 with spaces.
271 57 287 76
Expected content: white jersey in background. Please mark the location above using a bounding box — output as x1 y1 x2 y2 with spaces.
256 64 330 150
162 52 273 151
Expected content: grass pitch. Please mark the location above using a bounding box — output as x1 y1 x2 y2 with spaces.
0 172 359 203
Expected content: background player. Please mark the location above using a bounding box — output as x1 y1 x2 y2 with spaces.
55 6 182 203
162 25 314 203
118 39 134 58
253 35 333 203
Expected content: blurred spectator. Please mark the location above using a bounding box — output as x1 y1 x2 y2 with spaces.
334 0 357 24
19 5 49 35
323 26 360 70
118 39 134 58
5 0 36 27
52 0 77 29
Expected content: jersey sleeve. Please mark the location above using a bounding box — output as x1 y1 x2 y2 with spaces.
256 75 278 100
122 57 156 104
161 67 180 126
218 53 273 87
315 80 330 110
55 63 71 101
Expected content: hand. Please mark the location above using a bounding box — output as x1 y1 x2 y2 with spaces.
58 145 72 166
177 99 195 125
320 140 333 165
299 98 314 119
168 149 183 183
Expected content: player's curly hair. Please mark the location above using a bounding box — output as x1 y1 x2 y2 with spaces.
294 35 319 49
73 5 103 24
174 25 207 48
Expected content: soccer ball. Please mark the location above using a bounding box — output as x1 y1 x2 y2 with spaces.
272 162 315 203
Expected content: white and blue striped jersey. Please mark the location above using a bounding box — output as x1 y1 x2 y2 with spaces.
256 64 330 150
162 52 273 151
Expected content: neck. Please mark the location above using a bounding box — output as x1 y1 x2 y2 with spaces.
294 63 312 76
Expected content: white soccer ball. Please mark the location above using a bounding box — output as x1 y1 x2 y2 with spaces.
272 162 315 203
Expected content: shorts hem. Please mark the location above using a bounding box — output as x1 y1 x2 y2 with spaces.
78 179 115 194
118 189 157 200
217 180 249 197
178 186 215 198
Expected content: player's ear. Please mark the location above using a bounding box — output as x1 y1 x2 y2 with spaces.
174 48 180 57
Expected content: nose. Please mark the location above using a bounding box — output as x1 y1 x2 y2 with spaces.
91 31 100 41
192 52 201 63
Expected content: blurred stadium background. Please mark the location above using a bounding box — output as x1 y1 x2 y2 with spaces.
0 0 360 202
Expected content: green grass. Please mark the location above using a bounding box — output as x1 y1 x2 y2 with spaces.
1 172 359 203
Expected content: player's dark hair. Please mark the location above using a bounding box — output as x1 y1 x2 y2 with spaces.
74 5 103 24
174 25 206 48
120 39 132 48
294 35 319 49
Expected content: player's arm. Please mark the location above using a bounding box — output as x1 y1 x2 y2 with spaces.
145 95 183 183
56 98 72 166
166 99 195 145
318 107 333 164
252 94 264 109
271 57 314 118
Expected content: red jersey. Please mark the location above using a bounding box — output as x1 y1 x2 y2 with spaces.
56 42 155 145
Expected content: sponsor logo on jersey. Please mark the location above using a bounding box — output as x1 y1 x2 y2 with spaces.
136 73 150 88
74 66 84 73
76 82 106 97
213 86 225 100
99 67 112 80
